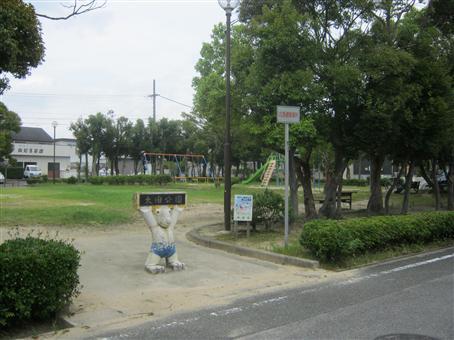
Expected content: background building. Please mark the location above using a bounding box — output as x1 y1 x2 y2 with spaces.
11 127 77 178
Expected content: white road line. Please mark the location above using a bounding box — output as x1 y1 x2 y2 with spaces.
101 252 454 339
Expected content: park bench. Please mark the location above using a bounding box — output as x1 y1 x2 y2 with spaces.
318 191 353 210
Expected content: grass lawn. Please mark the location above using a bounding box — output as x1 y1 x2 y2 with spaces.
0 181 444 227
0 182 267 227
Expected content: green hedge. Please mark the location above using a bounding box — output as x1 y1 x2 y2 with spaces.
0 167 24 179
0 237 81 328
300 212 454 262
88 174 172 185
343 178 368 186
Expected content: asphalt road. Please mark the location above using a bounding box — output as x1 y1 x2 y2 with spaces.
94 248 454 340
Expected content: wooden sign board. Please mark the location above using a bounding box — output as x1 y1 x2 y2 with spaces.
133 192 187 209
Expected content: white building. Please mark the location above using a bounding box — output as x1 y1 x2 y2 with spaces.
11 127 81 178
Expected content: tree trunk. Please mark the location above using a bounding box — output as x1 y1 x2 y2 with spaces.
419 161 434 187
295 157 317 220
78 153 82 180
448 162 453 211
401 161 415 214
115 157 120 175
320 153 346 219
96 153 101 176
367 155 384 214
385 164 404 214
289 148 299 218
431 159 441 210
336 179 343 215
85 153 89 179
110 159 114 175
134 159 138 175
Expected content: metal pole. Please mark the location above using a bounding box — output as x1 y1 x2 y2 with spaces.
284 123 289 247
53 125 56 184
153 79 156 122
223 11 232 231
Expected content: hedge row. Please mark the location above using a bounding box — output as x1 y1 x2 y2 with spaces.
300 212 454 262
88 174 172 185
312 178 391 187
26 175 78 185
0 237 81 328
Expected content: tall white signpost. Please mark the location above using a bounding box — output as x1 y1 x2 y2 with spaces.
277 105 300 247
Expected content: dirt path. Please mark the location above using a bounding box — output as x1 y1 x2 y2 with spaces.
1 204 349 338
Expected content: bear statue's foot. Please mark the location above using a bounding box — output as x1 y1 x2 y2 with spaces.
145 264 165 274
169 261 185 271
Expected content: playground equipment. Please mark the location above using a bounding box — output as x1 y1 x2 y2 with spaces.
143 152 220 183
241 154 284 186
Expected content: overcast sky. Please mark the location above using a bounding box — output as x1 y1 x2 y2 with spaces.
1 0 230 138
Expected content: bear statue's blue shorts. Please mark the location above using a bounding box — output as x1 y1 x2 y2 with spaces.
151 242 176 258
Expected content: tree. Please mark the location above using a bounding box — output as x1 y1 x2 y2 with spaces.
85 112 109 176
355 1 419 214
129 119 149 174
0 0 45 94
70 118 91 179
0 102 21 161
239 2 323 219
396 9 453 212
111 116 133 175
35 0 106 21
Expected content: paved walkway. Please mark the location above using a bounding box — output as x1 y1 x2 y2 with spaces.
34 210 344 338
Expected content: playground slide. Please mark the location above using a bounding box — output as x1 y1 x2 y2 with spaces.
241 160 270 185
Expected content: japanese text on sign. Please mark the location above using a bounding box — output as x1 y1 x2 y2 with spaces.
134 192 186 208
277 105 300 124
233 195 253 222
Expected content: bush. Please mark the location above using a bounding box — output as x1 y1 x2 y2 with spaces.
300 212 454 263
88 176 103 185
343 178 368 186
66 176 78 184
87 174 172 185
0 236 81 328
26 177 42 185
380 177 392 187
252 189 284 229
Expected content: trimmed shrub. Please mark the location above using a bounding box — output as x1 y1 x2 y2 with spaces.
252 189 284 229
0 236 81 328
66 176 78 184
86 174 172 186
343 178 368 186
25 177 42 185
300 212 454 262
88 176 103 185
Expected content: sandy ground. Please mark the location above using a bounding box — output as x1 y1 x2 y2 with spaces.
0 204 353 338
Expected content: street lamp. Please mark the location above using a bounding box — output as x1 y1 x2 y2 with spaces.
218 0 239 231
52 121 58 184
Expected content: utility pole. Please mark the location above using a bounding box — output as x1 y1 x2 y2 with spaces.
148 79 159 122
153 79 156 122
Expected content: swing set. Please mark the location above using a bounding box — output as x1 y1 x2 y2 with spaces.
143 152 222 183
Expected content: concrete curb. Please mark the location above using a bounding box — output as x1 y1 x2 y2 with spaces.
186 224 319 269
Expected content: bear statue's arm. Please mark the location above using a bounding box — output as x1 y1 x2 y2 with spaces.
169 206 184 230
139 207 158 231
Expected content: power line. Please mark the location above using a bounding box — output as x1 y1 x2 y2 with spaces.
6 92 145 97
158 95 192 109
